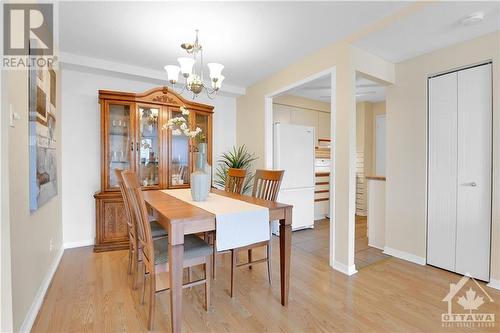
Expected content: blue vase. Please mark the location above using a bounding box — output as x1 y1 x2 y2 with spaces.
191 151 210 201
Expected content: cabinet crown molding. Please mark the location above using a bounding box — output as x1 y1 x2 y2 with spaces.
98 86 214 113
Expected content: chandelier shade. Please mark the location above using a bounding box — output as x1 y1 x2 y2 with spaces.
207 63 224 80
212 75 224 90
164 65 180 83
177 57 195 77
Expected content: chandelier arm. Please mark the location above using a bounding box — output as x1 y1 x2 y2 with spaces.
169 83 187 95
205 87 218 100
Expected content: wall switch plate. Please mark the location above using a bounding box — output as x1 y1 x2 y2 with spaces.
9 104 20 127
49 238 54 252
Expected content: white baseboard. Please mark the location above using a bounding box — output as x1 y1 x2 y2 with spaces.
383 246 426 266
63 239 94 249
314 213 328 221
332 260 358 276
487 278 500 291
19 246 64 333
368 242 384 251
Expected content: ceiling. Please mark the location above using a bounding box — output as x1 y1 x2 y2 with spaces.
58 1 408 88
285 75 386 103
354 1 500 62
59 1 500 89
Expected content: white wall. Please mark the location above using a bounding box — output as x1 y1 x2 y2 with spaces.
0 47 14 333
4 69 63 332
61 65 237 247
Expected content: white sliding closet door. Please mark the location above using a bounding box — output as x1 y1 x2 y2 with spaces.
427 72 458 272
455 64 492 281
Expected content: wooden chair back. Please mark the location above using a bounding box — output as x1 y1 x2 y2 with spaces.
122 170 155 272
225 168 247 194
252 169 284 201
114 169 137 246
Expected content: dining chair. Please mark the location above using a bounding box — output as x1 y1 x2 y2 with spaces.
225 168 247 194
114 169 167 290
122 170 212 330
230 169 284 297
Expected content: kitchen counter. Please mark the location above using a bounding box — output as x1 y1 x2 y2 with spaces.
366 176 386 181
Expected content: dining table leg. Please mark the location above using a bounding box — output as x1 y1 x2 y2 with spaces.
279 206 292 306
168 231 184 333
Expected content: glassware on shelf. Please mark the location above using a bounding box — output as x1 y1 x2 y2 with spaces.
138 106 160 187
107 104 131 188
170 109 190 186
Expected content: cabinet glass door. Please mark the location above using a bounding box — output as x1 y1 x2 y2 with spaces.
138 105 160 187
107 102 132 190
193 111 211 166
194 112 209 148
169 108 190 187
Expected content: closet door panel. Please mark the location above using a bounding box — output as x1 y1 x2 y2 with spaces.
456 64 492 281
427 72 458 271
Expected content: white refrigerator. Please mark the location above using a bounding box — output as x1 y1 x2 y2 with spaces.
273 123 315 233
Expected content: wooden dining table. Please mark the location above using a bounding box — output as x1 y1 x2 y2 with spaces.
142 188 293 333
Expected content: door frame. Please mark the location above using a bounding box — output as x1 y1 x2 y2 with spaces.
264 67 339 268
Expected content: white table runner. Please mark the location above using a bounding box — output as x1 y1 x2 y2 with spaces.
161 189 270 251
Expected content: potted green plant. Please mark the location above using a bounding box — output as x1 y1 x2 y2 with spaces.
214 145 258 194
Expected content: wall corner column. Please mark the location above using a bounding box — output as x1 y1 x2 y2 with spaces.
331 46 357 275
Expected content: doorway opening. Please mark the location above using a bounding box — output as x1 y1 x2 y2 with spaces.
354 73 390 269
264 69 335 265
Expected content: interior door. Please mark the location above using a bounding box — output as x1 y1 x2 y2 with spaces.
427 72 458 272
455 64 492 281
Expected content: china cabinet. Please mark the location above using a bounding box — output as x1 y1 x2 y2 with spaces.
94 87 213 252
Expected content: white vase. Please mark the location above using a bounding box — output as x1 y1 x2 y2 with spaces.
190 152 210 201
197 143 212 188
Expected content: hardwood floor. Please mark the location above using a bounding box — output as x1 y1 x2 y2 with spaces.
33 234 500 332
293 216 389 269
354 216 390 268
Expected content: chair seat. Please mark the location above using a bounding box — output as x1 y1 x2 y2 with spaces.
149 219 167 238
154 235 213 265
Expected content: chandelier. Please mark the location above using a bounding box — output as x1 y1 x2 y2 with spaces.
164 30 224 99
